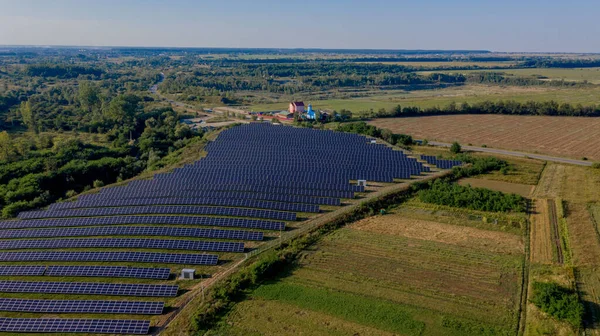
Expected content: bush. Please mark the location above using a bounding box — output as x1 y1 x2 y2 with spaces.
418 179 527 212
592 162 600 169
93 180 105 188
450 141 462 154
530 282 584 328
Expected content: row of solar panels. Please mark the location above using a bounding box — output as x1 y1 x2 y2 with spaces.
0 318 149 335
0 215 285 231
19 206 297 221
0 251 218 265
0 280 178 296
49 197 320 213
100 184 355 198
79 190 341 206
128 178 363 192
0 265 170 279
0 226 264 240
421 155 463 169
0 298 164 315
0 238 244 253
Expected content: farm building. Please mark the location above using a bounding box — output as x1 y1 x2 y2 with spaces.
289 101 305 114
277 111 294 120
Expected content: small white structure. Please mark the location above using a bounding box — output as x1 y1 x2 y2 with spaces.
357 180 367 187
370 140 377 144
180 269 196 280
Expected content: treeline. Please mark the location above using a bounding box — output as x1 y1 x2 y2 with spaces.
466 72 590 88
418 179 527 213
0 105 199 217
522 59 600 68
25 64 104 79
373 100 600 118
335 122 414 147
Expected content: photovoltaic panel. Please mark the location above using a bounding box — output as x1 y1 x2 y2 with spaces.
0 265 46 276
0 226 263 241
0 298 164 315
48 197 319 213
0 318 150 334
46 266 170 280
19 205 296 221
0 251 219 265
0 216 285 231
0 238 245 252
80 190 340 206
0 281 178 297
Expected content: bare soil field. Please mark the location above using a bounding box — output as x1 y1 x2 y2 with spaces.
352 213 524 255
371 115 600 161
529 199 554 264
459 177 534 197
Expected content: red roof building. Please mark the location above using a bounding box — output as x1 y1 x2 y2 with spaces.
289 101 305 114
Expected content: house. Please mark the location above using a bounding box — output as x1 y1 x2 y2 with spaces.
277 111 294 120
289 101 305 114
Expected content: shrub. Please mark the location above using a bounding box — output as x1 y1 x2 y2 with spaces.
530 282 583 328
418 179 527 212
93 180 105 188
450 141 462 154
592 162 600 169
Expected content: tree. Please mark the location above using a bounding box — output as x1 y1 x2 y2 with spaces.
78 81 101 114
450 142 462 154
19 100 38 133
105 94 141 127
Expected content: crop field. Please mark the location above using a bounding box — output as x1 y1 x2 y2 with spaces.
216 207 526 336
459 178 534 197
249 85 600 112
526 164 600 335
370 115 600 160
418 67 600 84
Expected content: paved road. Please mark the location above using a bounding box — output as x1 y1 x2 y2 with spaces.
428 141 593 167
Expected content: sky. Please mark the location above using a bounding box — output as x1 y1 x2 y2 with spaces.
0 0 598 53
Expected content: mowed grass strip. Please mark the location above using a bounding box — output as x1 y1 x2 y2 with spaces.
253 281 425 336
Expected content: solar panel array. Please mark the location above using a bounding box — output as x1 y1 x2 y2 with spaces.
0 238 244 253
0 318 150 334
79 189 340 206
46 266 170 279
0 265 46 276
0 281 178 297
0 123 430 333
19 205 296 221
0 251 218 265
49 197 320 213
0 216 285 230
0 298 164 315
0 226 263 241
420 155 463 169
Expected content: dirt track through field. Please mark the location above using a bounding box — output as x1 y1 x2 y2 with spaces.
547 199 564 265
529 199 553 264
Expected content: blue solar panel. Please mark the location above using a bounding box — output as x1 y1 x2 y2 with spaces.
45 266 170 279
0 226 263 241
0 238 244 252
0 281 178 297
49 197 319 213
0 216 285 231
0 298 164 315
0 251 218 265
0 318 150 334
19 205 296 221
0 265 46 276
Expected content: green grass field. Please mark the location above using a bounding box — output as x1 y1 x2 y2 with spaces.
212 205 526 336
418 67 600 84
249 85 600 113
